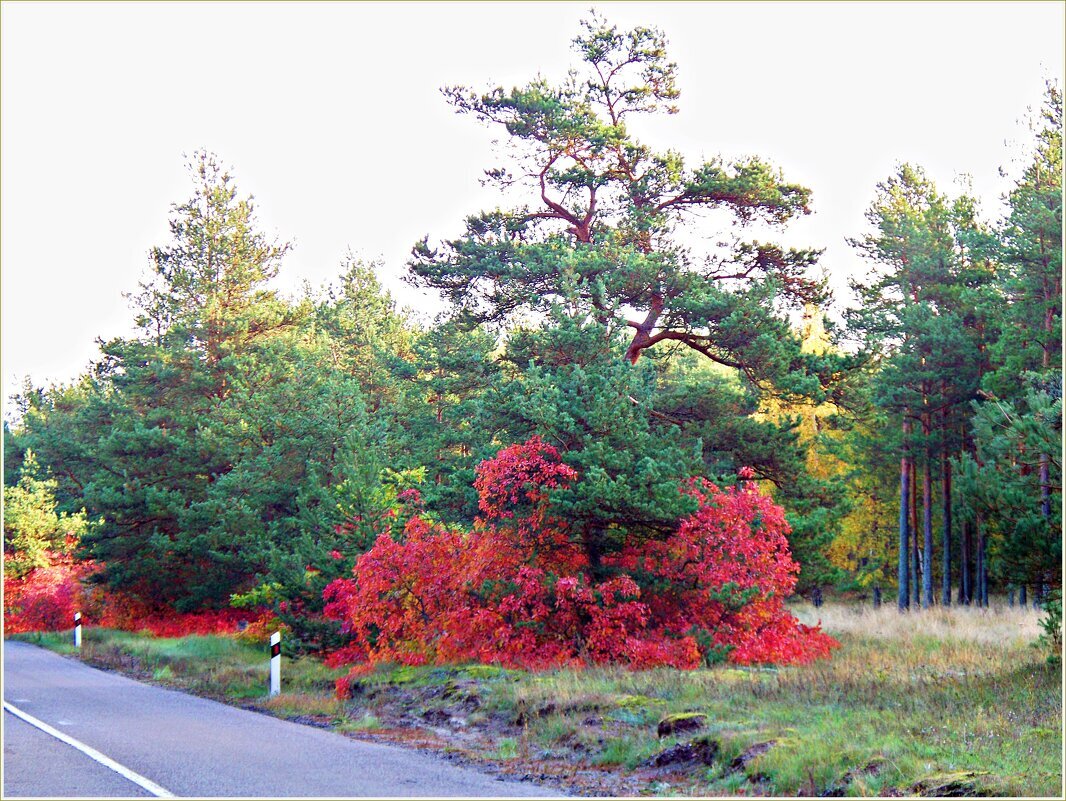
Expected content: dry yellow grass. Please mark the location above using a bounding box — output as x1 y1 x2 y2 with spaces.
261 691 343 717
791 599 1043 647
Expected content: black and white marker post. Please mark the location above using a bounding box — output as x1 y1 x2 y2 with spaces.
269 631 281 697
74 612 82 648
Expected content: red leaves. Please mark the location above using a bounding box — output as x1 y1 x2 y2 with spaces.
324 517 466 668
610 476 838 665
3 550 94 633
473 436 587 575
323 438 838 686
474 435 578 520
4 550 268 637
122 608 265 638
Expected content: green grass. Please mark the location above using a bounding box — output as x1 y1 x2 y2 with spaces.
495 737 519 760
335 713 382 733
594 735 660 768
474 602 1061 795
15 630 78 653
10 628 346 702
10 602 1062 797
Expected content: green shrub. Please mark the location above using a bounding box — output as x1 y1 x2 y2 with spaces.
1036 589 1062 666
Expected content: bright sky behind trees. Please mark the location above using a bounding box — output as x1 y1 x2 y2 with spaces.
1 1 1062 419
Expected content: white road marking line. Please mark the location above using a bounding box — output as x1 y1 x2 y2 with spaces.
3 701 175 798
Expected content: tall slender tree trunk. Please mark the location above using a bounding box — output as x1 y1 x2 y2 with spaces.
1040 318 1053 520
922 415 933 608
1038 361 1050 605
1020 584 1028 609
910 461 921 607
976 515 988 606
912 544 922 606
959 517 971 605
1036 323 1050 600
941 415 952 606
898 416 912 611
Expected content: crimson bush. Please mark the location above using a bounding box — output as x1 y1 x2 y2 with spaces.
324 437 838 689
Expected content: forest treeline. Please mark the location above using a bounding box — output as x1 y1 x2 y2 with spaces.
4 17 1061 658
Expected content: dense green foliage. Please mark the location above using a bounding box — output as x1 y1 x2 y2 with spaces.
844 84 1062 611
3 451 89 578
3 18 1059 652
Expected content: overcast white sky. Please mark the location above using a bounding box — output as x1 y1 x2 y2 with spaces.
2 1 1063 420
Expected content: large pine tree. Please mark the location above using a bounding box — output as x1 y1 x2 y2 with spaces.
408 14 845 402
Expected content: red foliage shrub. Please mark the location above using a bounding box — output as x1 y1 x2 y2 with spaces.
130 608 265 638
324 438 838 687
604 476 837 665
3 550 95 633
91 590 271 637
4 551 268 638
472 436 587 574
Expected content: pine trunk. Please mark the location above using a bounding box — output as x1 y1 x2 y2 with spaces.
975 529 983 607
898 417 911 611
966 519 973 605
922 414 933 608
941 428 952 606
910 460 921 607
1041 326 1052 521
960 425 976 606
976 516 988 606
959 517 971 605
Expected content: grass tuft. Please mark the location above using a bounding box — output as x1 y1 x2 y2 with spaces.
261 692 343 718
336 713 382 733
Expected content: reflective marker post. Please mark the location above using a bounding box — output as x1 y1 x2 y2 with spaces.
269 631 281 697
74 612 82 648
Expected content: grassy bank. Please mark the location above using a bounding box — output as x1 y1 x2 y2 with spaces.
10 602 1061 797
10 628 346 706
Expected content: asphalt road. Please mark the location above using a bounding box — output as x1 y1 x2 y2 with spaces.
2 641 556 798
